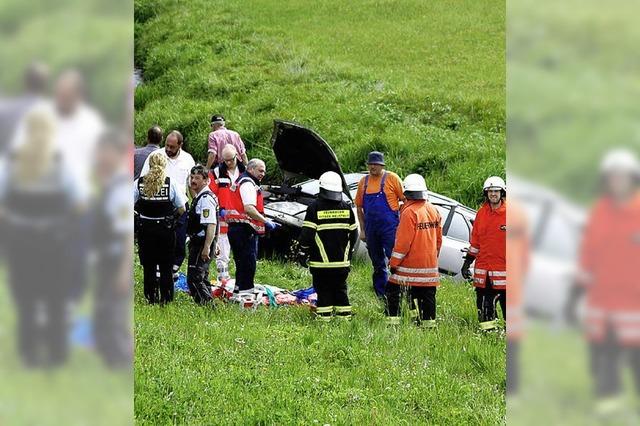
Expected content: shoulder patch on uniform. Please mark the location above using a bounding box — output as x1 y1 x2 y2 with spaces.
203 209 210 218
318 210 350 220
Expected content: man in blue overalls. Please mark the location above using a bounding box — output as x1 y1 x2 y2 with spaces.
355 151 406 297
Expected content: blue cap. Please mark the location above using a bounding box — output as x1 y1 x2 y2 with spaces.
367 151 385 165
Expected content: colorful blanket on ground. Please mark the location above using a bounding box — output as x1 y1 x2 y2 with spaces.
173 272 316 307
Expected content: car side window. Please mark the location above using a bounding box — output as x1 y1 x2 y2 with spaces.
447 212 470 242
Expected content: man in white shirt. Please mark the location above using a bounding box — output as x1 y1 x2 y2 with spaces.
139 130 195 277
186 165 218 305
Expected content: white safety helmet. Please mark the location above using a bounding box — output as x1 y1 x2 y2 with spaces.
403 174 428 200
319 171 343 192
599 148 640 176
483 176 506 192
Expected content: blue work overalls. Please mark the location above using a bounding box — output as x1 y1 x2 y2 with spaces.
363 172 400 297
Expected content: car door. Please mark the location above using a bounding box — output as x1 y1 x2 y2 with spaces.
438 205 472 279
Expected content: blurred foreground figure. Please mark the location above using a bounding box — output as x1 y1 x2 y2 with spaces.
0 62 49 156
92 130 133 368
566 149 640 416
506 200 530 396
0 108 84 368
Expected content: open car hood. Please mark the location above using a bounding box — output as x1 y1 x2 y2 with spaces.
271 120 352 200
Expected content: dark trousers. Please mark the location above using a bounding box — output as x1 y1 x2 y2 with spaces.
68 211 91 302
475 285 506 322
385 284 437 321
187 236 214 305
228 223 258 291
94 253 132 368
312 269 350 307
139 221 175 304
6 230 70 368
507 340 519 395
590 326 640 397
365 220 398 298
173 211 188 272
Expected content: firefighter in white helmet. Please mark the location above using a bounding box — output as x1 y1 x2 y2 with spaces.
565 148 640 415
386 174 442 326
299 171 359 321
461 176 507 330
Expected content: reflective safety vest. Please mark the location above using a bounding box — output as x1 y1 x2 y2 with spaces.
299 197 358 270
469 201 507 290
388 200 442 287
225 172 265 235
579 192 640 346
209 162 245 234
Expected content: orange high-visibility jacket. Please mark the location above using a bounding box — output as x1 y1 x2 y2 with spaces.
579 192 640 346
506 200 530 340
388 200 442 287
469 201 507 290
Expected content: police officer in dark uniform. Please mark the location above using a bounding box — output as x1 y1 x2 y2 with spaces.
134 151 186 304
0 108 81 368
92 130 134 367
299 171 359 321
186 164 219 305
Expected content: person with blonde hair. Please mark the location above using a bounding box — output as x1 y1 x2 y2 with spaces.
134 151 186 304
0 107 83 368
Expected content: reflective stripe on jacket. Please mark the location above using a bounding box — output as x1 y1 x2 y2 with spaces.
225 172 265 234
209 162 245 234
388 200 442 287
299 198 358 270
506 200 530 340
469 201 507 289
579 192 640 345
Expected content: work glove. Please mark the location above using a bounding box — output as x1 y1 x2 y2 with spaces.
219 208 227 218
265 221 280 232
564 285 585 326
461 256 474 281
297 247 310 268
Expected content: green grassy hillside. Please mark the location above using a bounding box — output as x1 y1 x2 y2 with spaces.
134 0 505 208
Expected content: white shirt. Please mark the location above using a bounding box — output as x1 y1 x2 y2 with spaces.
228 167 240 184
106 174 134 235
133 178 187 210
239 179 258 207
10 101 104 199
140 148 195 197
194 186 218 237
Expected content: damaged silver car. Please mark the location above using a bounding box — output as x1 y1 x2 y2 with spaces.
260 120 476 280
